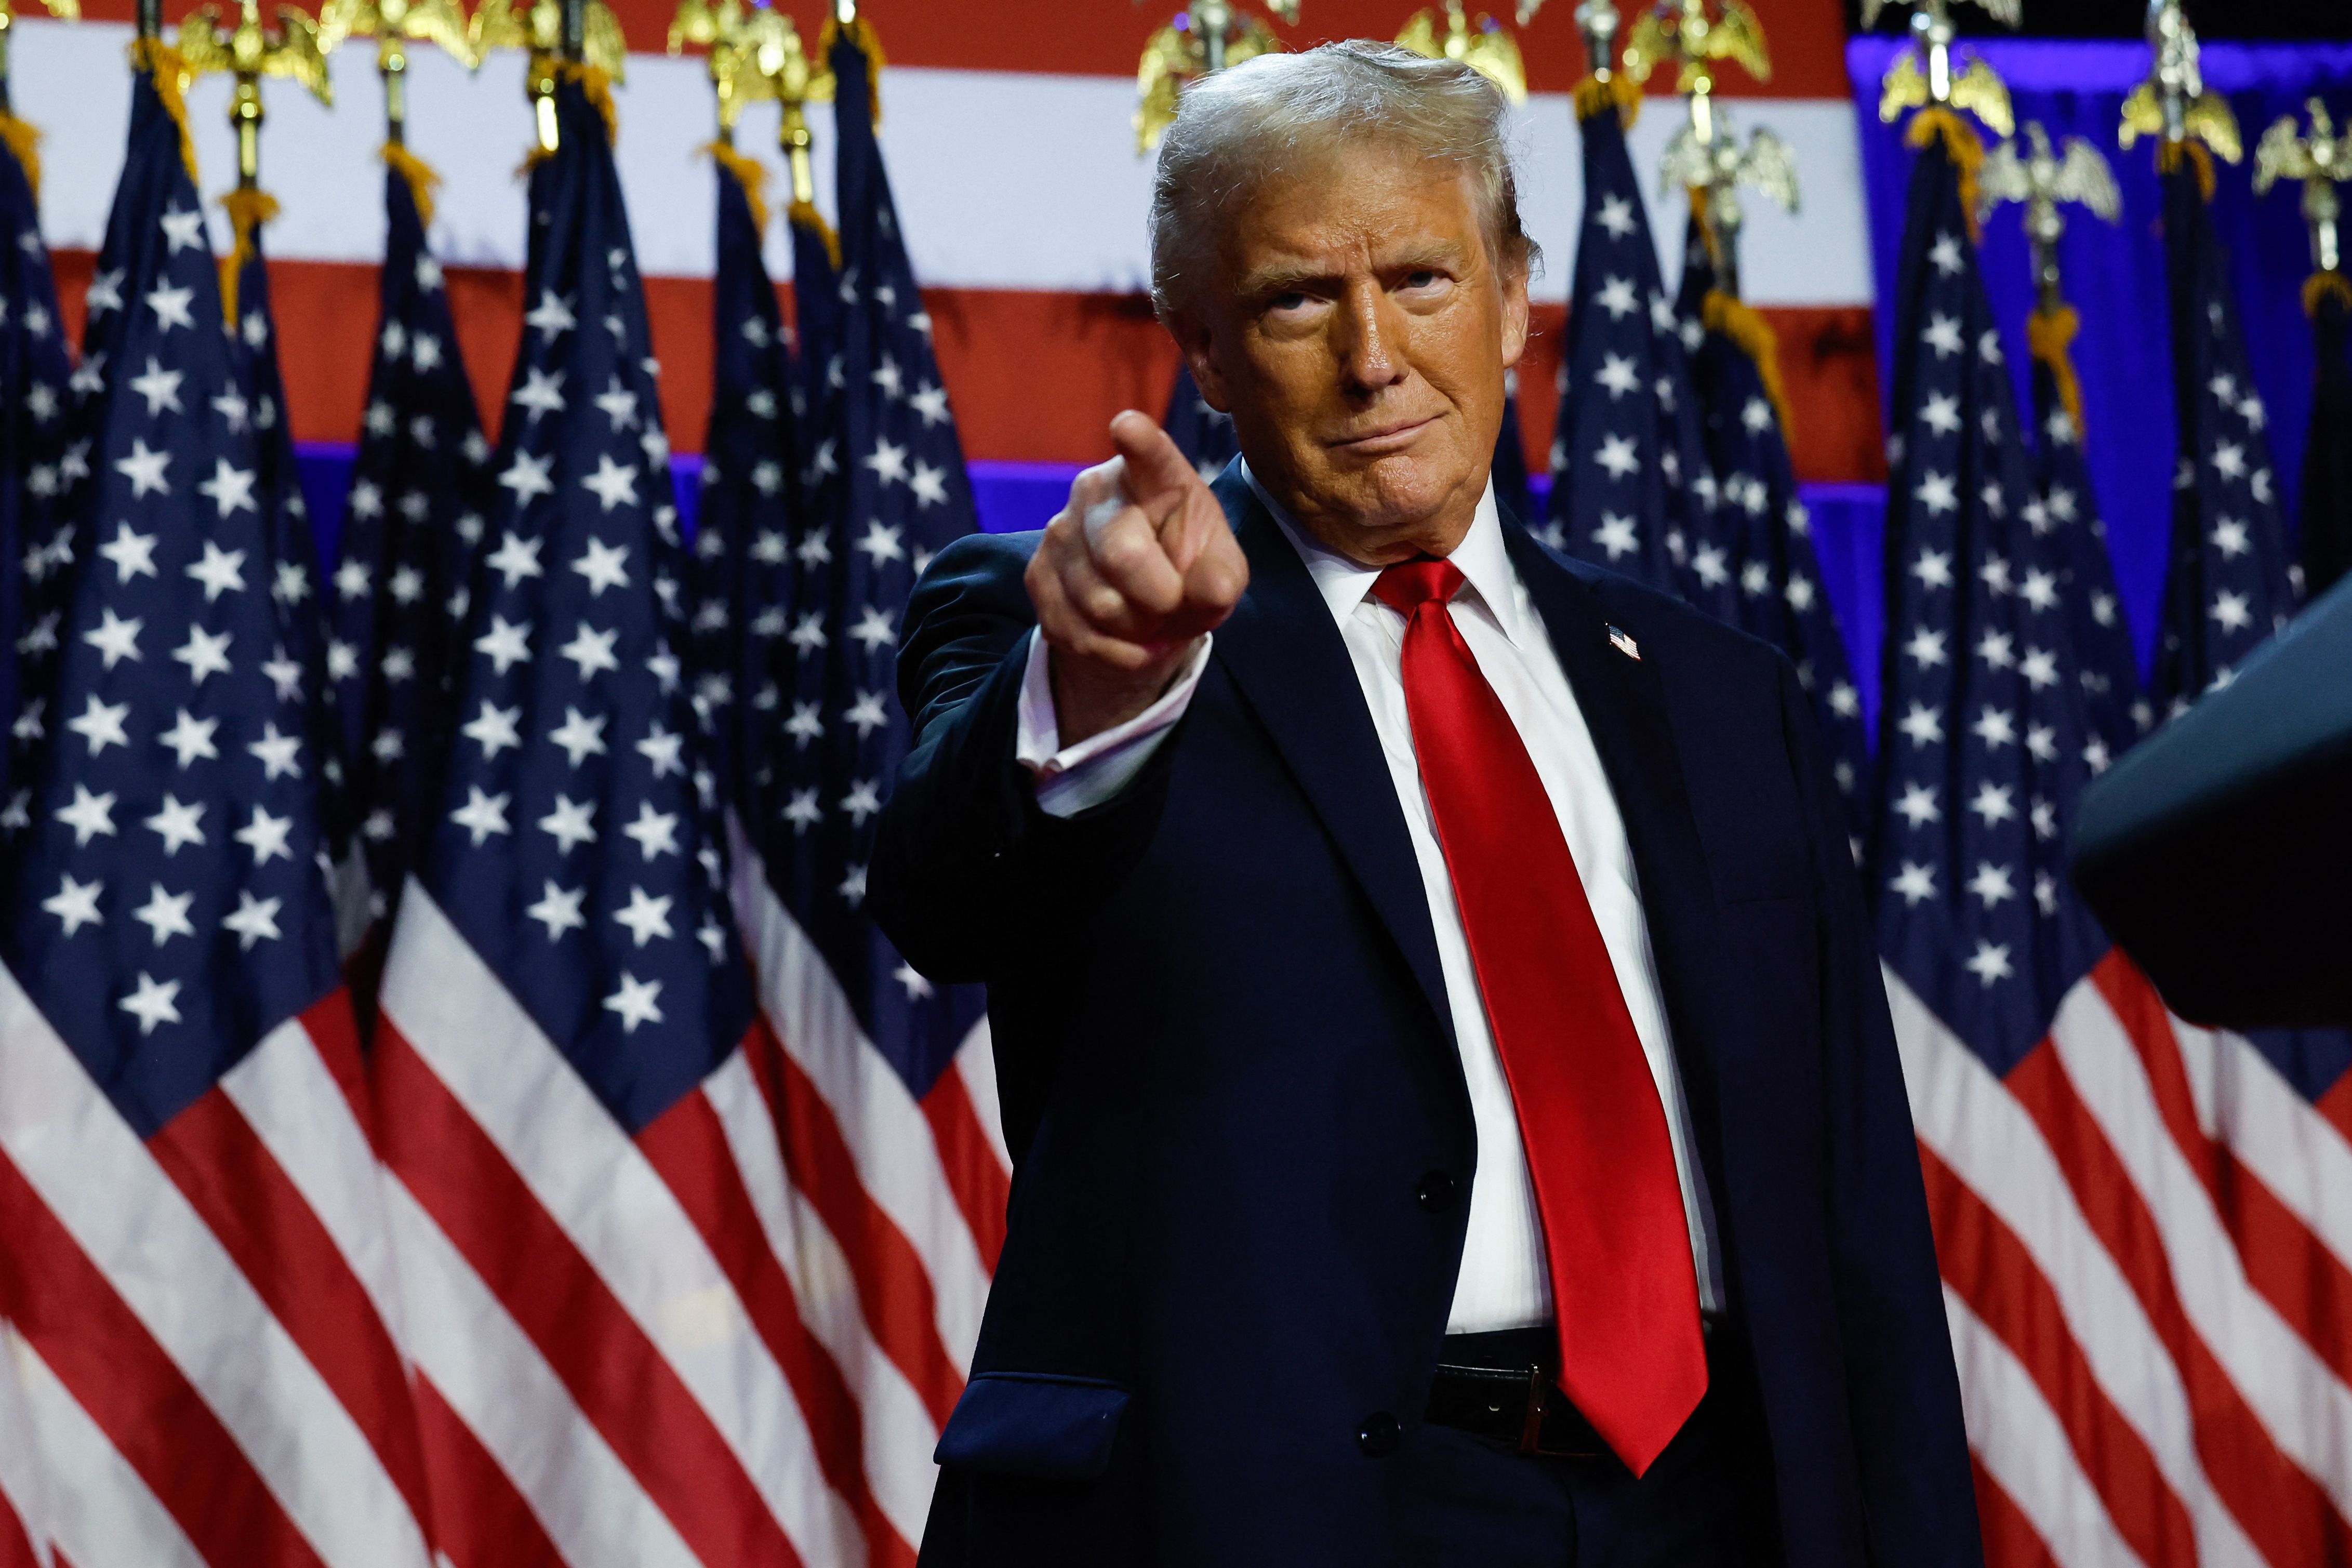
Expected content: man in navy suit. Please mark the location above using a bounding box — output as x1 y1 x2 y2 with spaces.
873 39 1980 1568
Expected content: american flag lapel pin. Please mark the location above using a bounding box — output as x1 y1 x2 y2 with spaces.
1607 624 1640 660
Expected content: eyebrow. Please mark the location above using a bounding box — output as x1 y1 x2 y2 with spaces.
1235 238 1470 302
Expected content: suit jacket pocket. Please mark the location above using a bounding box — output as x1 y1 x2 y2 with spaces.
935 1372 1132 1481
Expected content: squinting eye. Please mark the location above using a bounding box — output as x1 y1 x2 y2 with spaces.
1403 271 1441 289
1269 291 1310 312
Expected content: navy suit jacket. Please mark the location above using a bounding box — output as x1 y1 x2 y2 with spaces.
871 470 1982 1568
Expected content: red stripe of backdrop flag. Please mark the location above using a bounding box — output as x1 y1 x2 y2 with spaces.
1871 85 2352 1567
0 45 436 1568
729 15 1012 1555
370 70 882 1567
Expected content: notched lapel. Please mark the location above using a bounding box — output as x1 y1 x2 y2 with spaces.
1206 479 1455 1046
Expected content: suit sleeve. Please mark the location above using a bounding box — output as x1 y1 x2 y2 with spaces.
1779 660 1986 1568
869 531 1182 985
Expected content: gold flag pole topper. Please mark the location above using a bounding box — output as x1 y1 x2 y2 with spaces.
2119 0 2239 168
471 0 626 154
1981 122 2122 316
668 0 792 142
316 0 473 143
1622 0 1787 301
179 0 335 316
1864 0 2018 141
761 6 835 255
0 0 80 121
2255 99 2348 285
1397 0 1529 104
1134 0 1299 155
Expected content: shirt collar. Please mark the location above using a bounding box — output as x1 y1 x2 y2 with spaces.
1240 457 1531 648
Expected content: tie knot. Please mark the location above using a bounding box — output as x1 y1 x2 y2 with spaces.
1371 558 1466 616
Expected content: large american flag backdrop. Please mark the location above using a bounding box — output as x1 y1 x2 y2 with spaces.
1873 110 2352 1568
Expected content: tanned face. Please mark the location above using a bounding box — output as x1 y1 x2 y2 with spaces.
1172 139 1531 566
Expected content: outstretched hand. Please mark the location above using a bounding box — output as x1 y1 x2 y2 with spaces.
1024 409 1250 746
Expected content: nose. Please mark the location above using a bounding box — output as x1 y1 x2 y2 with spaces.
1331 283 1408 400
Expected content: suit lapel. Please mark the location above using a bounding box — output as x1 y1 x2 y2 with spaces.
1501 526 1741 1224
1206 472 1455 1045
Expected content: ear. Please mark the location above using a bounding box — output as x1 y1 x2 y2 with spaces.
1171 310 1237 415
1498 256 1531 372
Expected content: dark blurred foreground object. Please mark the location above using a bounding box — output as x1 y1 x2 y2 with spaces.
2070 573 2352 1028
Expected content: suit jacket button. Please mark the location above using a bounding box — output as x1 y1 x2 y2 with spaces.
1416 1171 1457 1214
1358 1412 1401 1457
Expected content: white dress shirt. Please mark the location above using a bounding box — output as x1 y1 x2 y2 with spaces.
1015 465 1723 1332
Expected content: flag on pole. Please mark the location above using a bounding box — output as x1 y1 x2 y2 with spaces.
2151 150 2301 716
0 1320 57 1568
371 71 887 1567
691 144 799 818
0 52 434 1568
728 19 1009 1558
0 112 77 807
328 145 490 958
784 180 841 484
1676 215 1871 835
1543 81 1729 615
2022 302 2146 762
1875 108 2352 1568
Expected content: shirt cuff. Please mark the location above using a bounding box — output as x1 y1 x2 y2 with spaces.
1015 628 1212 819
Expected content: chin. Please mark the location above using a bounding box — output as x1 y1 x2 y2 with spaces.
1331 449 1474 528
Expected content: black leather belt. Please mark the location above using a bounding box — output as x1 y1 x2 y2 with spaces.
1423 1324 1716 1460
1423 1359 1609 1458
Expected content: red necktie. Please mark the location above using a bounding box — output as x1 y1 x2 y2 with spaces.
1372 559 1706 1477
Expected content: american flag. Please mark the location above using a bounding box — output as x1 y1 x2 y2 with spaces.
1162 359 1237 485
327 150 491 958
1544 88 1730 616
1 117 78 812
2150 157 2301 717
0 61 435 1568
784 192 840 480
2022 308 2145 763
2304 277 2352 597
1874 112 2352 1568
692 148 800 821
368 73 894 1566
0 1315 54 1568
726 20 1007 1561
1676 215 1871 837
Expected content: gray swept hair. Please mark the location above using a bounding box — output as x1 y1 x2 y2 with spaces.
1147 39 1539 321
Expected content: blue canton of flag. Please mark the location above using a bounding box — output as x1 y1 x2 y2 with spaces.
764 23 981 1087
397 75 752 1123
1676 216 1872 836
0 70 347 1115
1544 89 1729 614
329 150 492 945
2023 312 2146 762
785 186 841 468
693 150 801 820
2152 156 2300 716
0 114 74 806
1162 360 1238 486
1871 117 2106 1070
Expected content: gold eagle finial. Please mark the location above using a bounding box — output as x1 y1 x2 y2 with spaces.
1863 0 2018 141
471 0 629 81
1397 1 1528 104
2254 99 2349 275
1135 0 1298 154
1622 0 1770 97
2118 0 2238 164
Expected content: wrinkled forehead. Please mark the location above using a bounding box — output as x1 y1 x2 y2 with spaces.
1211 144 1489 287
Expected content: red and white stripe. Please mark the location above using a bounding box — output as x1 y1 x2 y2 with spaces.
0 963 435 1568
374 876 1005 1566
0 1322 57 1568
723 826 1010 1562
1892 952 2352 1568
11 1 1890 490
